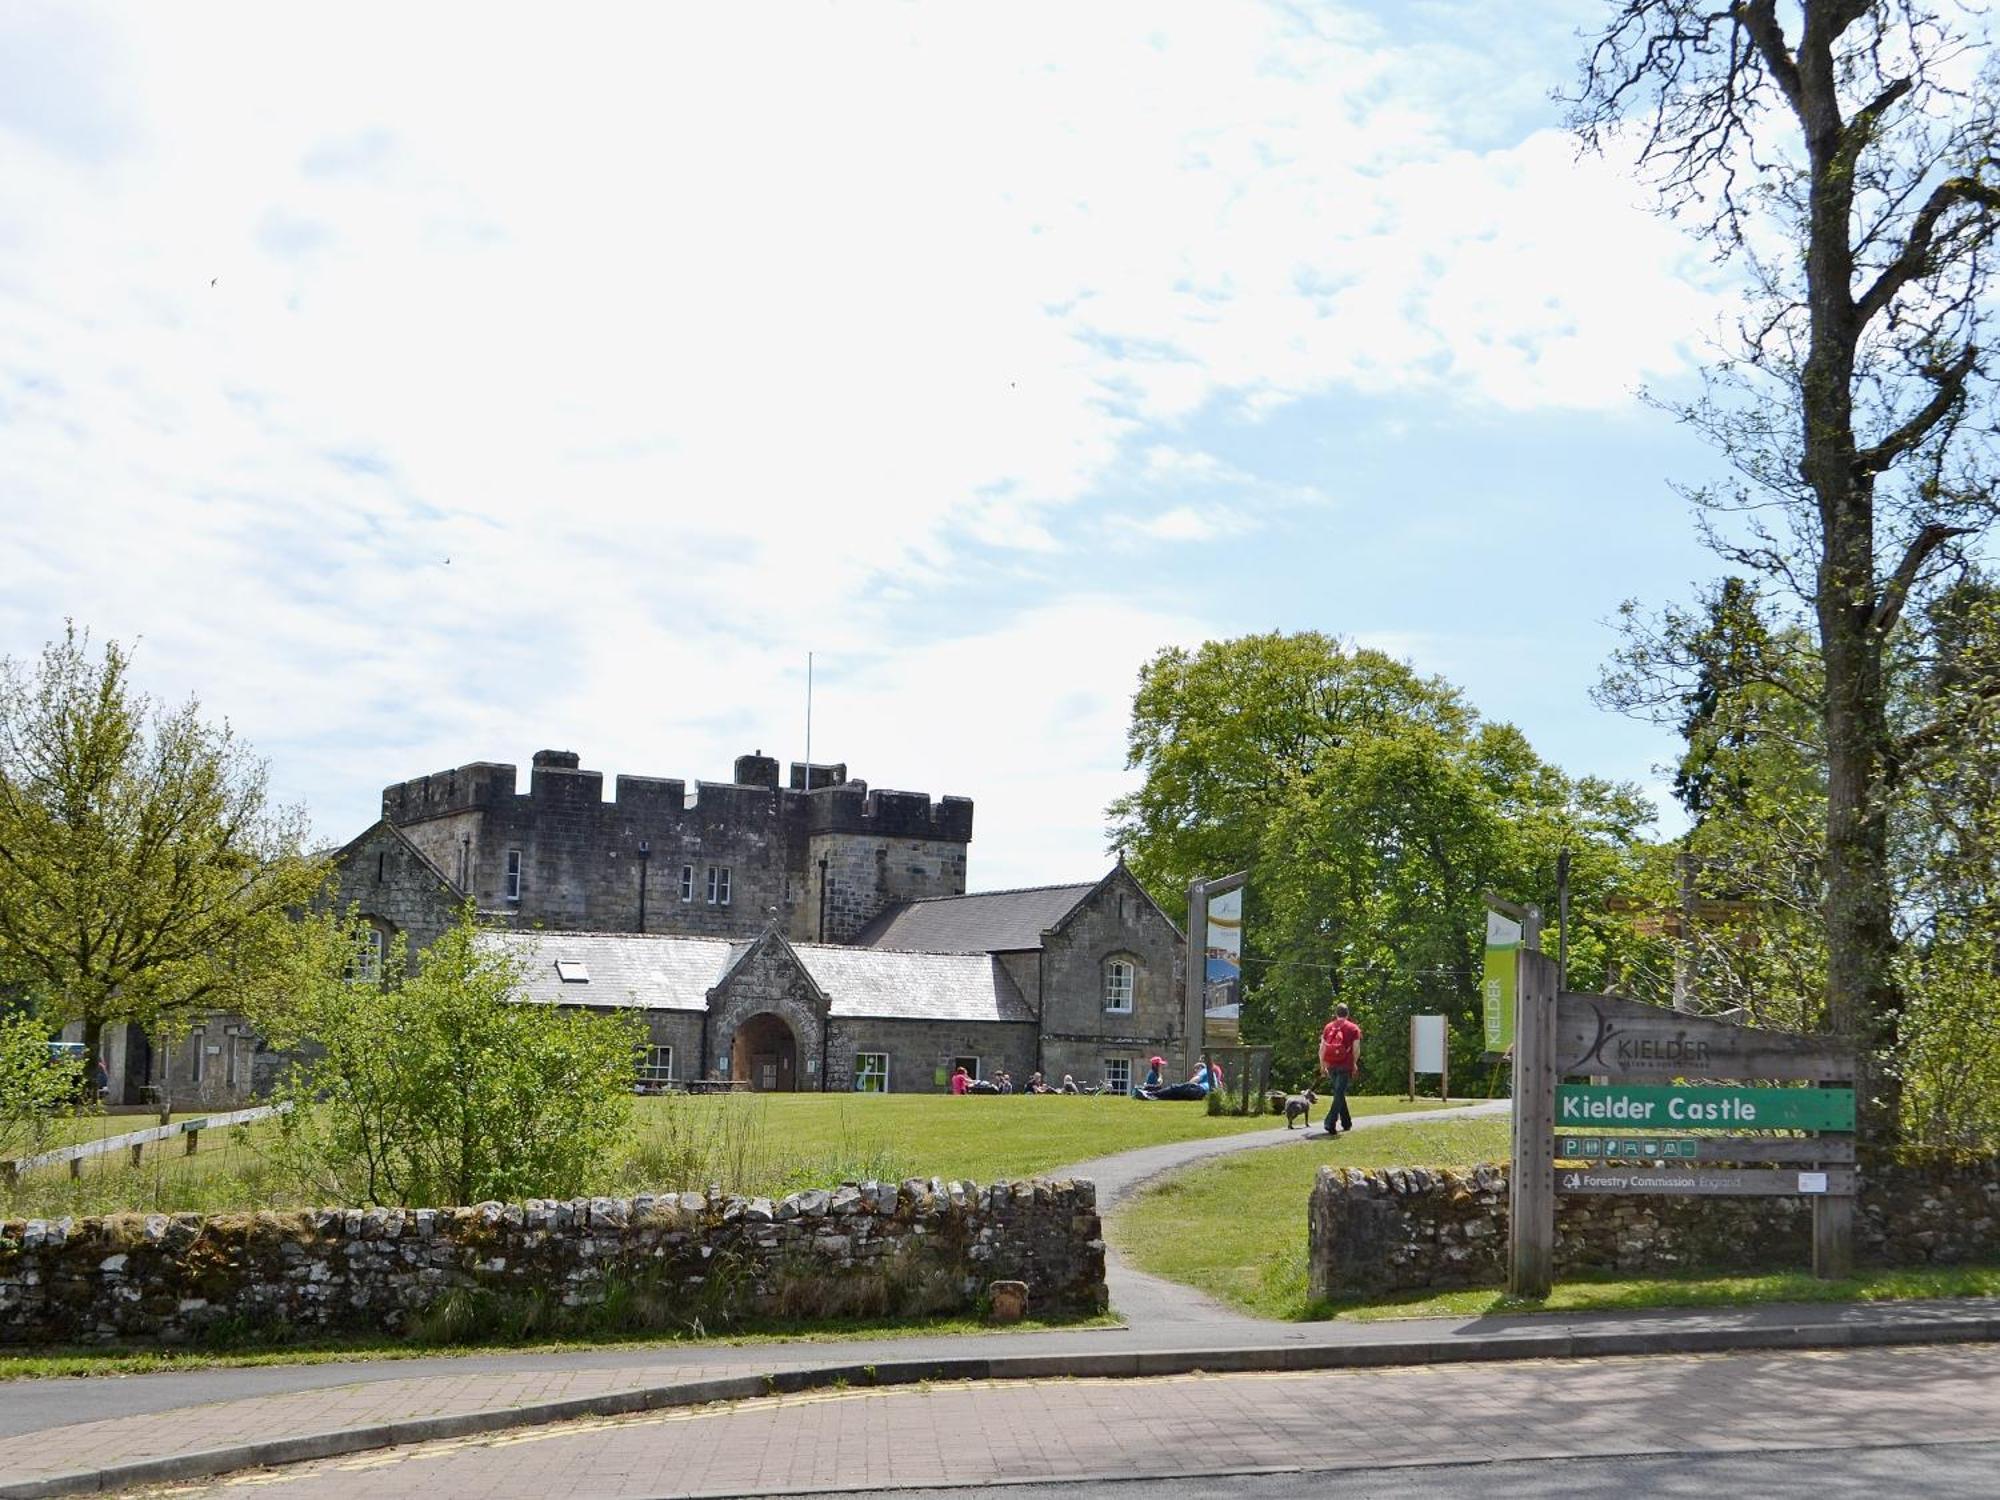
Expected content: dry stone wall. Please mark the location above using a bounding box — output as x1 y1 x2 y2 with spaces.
1309 1157 2000 1298
0 1177 1104 1346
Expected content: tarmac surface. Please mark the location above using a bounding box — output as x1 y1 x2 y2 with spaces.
103 1344 2000 1499
4 1098 1997 1500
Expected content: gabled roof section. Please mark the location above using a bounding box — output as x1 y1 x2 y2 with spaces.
1046 862 1185 940
791 943 1036 1024
852 882 1096 953
328 818 464 899
710 925 831 1011
475 929 733 1011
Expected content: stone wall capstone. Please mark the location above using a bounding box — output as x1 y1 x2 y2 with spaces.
1308 1157 2000 1299
0 1177 1104 1346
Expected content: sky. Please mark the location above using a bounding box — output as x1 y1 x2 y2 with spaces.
0 0 1737 891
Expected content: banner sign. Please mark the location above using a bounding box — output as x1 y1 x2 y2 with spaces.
1483 909 1521 1053
1203 886 1243 1012
1556 1083 1855 1132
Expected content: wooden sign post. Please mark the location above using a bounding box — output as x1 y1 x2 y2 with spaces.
1508 953 1857 1297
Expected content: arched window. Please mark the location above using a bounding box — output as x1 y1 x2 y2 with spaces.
1104 957 1136 1013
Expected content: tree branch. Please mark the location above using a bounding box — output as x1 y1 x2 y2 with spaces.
1873 522 1973 633
1856 176 2000 327
1731 0 1801 114
1854 345 1979 476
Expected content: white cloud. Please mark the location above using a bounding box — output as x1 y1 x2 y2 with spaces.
0 0 1724 869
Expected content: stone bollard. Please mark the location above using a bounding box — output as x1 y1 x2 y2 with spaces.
988 1280 1029 1323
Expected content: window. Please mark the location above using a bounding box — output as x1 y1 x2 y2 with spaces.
854 1053 889 1093
952 1054 981 1081
1104 958 1135 1013
679 864 695 902
225 1030 239 1089
1104 1057 1131 1094
352 928 385 984
555 959 590 984
637 1045 674 1086
190 1028 205 1085
505 849 523 901
707 866 731 905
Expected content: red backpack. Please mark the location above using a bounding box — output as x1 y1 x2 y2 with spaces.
1320 1017 1360 1072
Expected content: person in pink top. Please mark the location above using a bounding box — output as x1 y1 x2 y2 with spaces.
950 1065 970 1095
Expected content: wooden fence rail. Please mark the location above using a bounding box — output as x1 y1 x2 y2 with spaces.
2 1103 290 1186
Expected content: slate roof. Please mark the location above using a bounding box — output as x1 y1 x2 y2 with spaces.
792 942 1035 1024
475 929 1035 1025
478 930 733 1012
852 882 1096 954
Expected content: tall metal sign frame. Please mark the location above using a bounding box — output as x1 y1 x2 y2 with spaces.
1508 949 1857 1298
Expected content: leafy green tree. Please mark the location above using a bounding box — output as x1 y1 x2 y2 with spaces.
1570 3 2000 1130
0 1010 84 1165
1110 632 1655 1091
265 908 642 1207
0 625 321 1068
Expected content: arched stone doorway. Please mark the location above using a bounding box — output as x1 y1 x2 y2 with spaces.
732 1012 798 1092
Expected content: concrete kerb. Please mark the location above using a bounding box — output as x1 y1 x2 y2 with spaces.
7 1306 1999 1500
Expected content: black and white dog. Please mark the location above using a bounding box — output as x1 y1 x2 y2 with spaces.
1282 1089 1317 1129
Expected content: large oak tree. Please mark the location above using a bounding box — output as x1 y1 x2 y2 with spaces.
1571 2 2000 1126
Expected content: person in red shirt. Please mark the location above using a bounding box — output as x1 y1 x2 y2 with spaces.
950 1065 970 1096
1318 1003 1363 1136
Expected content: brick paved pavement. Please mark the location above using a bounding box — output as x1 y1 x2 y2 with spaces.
116 1344 2000 1498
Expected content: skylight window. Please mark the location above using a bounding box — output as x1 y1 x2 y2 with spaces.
555 960 590 984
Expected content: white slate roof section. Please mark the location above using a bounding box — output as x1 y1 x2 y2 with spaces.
476 930 732 1012
474 929 1033 1024
791 943 1035 1024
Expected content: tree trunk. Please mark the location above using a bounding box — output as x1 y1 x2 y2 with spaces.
80 1013 105 1102
1795 19 1902 1142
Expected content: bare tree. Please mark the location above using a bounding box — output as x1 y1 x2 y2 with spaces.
1571 2 2000 1127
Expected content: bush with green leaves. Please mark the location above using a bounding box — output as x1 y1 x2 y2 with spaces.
263 909 642 1207
0 1008 83 1163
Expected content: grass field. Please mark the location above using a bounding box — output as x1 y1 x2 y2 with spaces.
1 1090 1476 1221
1110 1117 2000 1321
1109 1115 1512 1319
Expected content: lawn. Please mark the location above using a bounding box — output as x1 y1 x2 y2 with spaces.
1 1090 1479 1221
1109 1115 1512 1318
1110 1118 2000 1322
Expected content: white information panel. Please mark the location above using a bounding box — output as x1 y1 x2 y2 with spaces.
1412 1014 1448 1075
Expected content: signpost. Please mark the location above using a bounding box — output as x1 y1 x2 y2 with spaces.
1408 1013 1449 1102
1506 946 1857 1298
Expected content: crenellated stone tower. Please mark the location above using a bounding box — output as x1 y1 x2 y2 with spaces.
378 749 972 943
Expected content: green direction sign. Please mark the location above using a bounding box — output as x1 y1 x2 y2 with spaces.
1559 1135 1698 1160
1556 1084 1854 1132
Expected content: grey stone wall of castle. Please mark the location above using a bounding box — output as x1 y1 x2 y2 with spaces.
376 750 972 944
1307 1157 2000 1298
0 1178 1107 1346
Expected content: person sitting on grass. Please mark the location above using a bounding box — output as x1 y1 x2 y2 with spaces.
1058 1073 1079 1094
1024 1070 1052 1094
950 1065 970 1096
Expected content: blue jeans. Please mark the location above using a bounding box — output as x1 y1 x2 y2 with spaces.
1324 1069 1353 1132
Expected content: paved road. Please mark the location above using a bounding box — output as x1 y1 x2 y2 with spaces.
0 1100 1505 1444
112 1343 2000 1498
842 1444 2000 1500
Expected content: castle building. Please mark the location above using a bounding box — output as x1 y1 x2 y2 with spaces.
321 749 1189 1097
370 749 973 945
